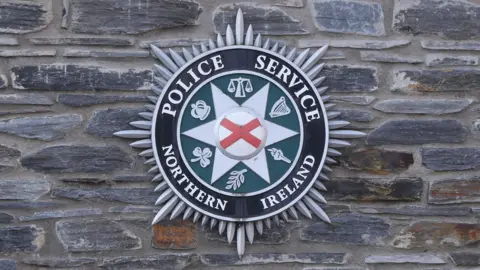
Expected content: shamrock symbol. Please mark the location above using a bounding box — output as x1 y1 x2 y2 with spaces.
226 169 247 190
190 147 212 168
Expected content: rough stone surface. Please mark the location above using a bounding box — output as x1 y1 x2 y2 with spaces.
429 178 480 205
0 259 15 270
422 40 480 51
299 39 410 49
392 221 480 249
310 0 385 36
301 214 390 245
52 188 156 205
57 94 148 107
366 120 467 145
365 254 446 264
214 3 307 36
64 49 149 58
340 148 414 174
329 95 376 105
0 74 8 89
11 64 152 91
0 49 55 57
206 221 300 245
472 119 480 139
360 51 422 63
109 206 159 213
338 109 374 122
426 54 478 67
99 255 195 270
393 0 480 39
0 201 62 210
0 225 44 253
0 108 53 117
140 38 208 49
19 208 102 221
113 175 153 182
325 177 422 201
23 257 96 268
421 148 480 171
0 114 82 141
0 213 13 224
0 145 20 161
0 94 53 105
323 65 377 92
201 253 348 266
0 37 18 46
56 218 141 252
373 99 473 115
391 68 480 92
357 205 472 216
69 0 203 35
153 220 196 250
450 252 480 266
0 179 50 201
0 1 52 34
29 37 134 46
20 145 133 173
275 0 304 7
86 108 143 138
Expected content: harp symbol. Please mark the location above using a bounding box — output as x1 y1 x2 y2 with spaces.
269 96 291 118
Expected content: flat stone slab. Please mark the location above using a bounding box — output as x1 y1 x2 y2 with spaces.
340 148 413 174
330 95 376 105
450 252 480 266
0 145 20 161
63 49 149 58
69 0 202 35
299 39 410 49
373 99 473 115
0 93 53 105
357 205 471 216
323 65 377 92
99 254 195 270
0 213 13 224
19 208 102 221
56 218 141 252
360 51 422 63
0 225 44 253
429 178 480 204
52 188 157 205
11 64 152 91
20 145 133 173
366 120 466 145
200 253 349 266
57 94 148 107
301 214 390 246
86 108 144 138
310 0 385 36
29 37 134 46
325 177 422 201
422 40 480 51
23 257 97 268
393 0 480 39
214 3 307 36
0 201 63 210
140 38 208 49
365 254 445 264
426 54 478 67
0 259 15 270
0 179 50 200
421 147 480 171
0 0 52 34
338 109 373 122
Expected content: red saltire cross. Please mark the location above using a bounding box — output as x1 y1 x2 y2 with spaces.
220 118 262 148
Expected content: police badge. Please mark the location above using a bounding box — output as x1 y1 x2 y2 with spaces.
115 9 365 256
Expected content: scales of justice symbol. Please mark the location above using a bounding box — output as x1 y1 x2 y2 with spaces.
115 8 366 256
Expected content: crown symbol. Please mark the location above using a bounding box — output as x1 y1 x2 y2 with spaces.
227 77 253 98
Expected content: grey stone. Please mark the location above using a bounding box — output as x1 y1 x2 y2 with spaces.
472 119 480 139
429 178 480 204
56 218 141 252
360 51 423 63
373 99 473 115
450 252 480 266
11 64 152 91
140 38 208 49
301 214 390 246
325 177 423 201
60 178 106 184
0 201 63 210
61 0 68 28
275 0 304 7
0 50 55 57
365 254 445 264
0 145 20 161
0 75 8 89
214 3 307 36
322 51 346 60
0 109 53 117
57 94 148 107
391 68 480 92
0 1 52 34
113 175 153 182
99 255 195 270
200 252 349 266
0 165 14 173
393 0 480 39
357 205 471 216
426 54 478 67
323 65 377 93
19 208 102 221
0 213 13 224
366 120 466 145
109 206 159 213
422 40 480 51
0 114 82 141
23 257 96 268
421 147 480 171
338 109 373 122
86 108 144 138
0 225 44 253
310 0 385 36
0 179 50 201
340 148 414 174
206 221 300 245
298 39 410 49
0 259 15 270
64 49 149 58
0 37 18 46
69 0 202 35
303 268 366 270
0 94 53 105
20 145 133 173
52 188 156 205
29 37 134 46
329 96 376 105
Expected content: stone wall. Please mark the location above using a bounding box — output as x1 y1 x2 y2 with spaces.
0 0 479 269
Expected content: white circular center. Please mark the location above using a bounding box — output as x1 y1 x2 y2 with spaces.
215 108 267 160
